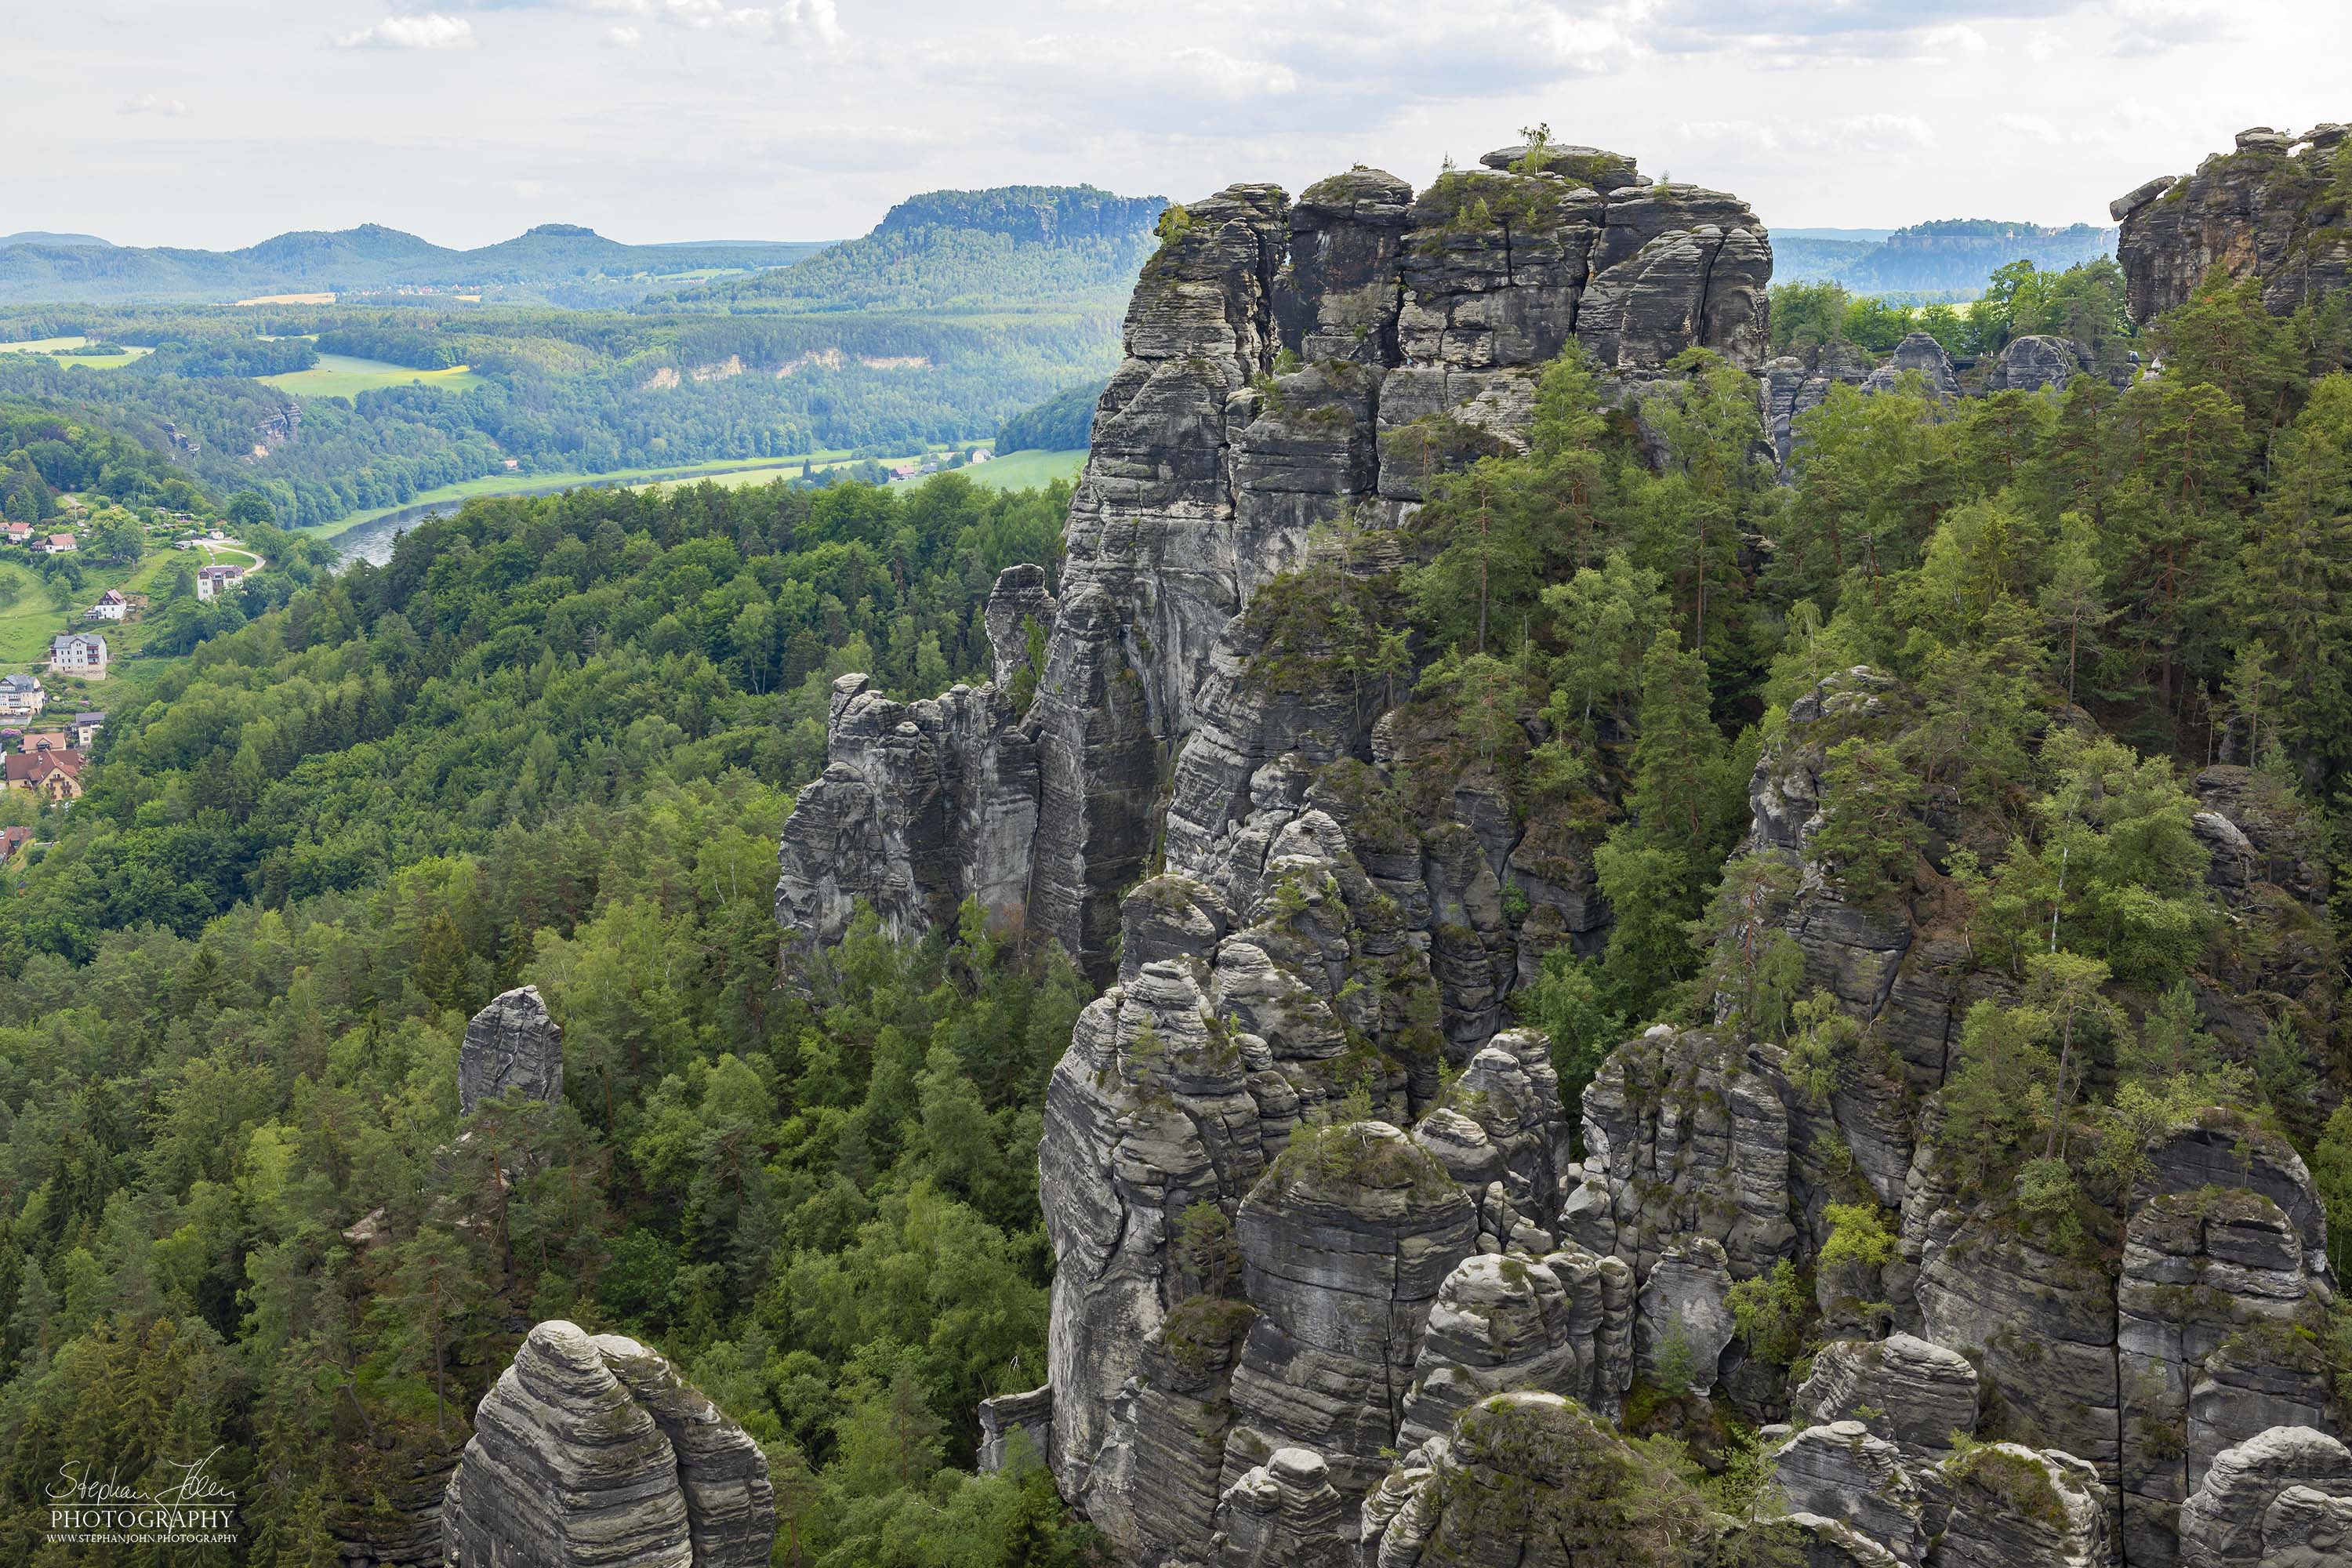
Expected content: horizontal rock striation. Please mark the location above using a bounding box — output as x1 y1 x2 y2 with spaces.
441 1320 774 1568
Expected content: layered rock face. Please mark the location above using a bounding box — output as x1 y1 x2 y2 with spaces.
2114 124 2352 323
775 142 1772 982
458 985 564 1115
441 1320 774 1568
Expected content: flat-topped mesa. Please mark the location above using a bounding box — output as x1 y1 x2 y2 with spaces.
2113 122 2352 324
773 139 1773 981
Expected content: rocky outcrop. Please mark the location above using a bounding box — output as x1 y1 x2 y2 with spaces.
1861 332 1961 399
1936 1444 2116 1568
1987 334 2090 394
1394 1246 1633 1450
1219 1123 1475 1503
1769 1422 1926 1563
441 1320 774 1568
1763 339 1873 465
1792 1334 1980 1461
1359 1391 1653 1568
978 1383 1055 1472
2176 1426 2352 1568
2114 125 2352 323
773 567 1052 953
458 985 563 1116
776 140 1773 982
1212 1447 1349 1568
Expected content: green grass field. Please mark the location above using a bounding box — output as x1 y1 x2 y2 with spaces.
262 353 485 399
916 448 1085 491
0 336 151 370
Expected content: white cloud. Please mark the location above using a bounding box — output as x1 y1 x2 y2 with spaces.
2002 112 2061 140
120 93 191 116
337 13 477 49
2107 0 2233 53
1679 114 1936 157
604 22 641 45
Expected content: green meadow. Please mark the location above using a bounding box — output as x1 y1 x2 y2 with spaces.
261 353 485 398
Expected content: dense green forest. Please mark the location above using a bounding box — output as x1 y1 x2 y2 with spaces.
994 383 1102 454
0 470 1105 1564
1281 269 2352 1282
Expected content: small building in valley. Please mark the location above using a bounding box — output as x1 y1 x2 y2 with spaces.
0 825 31 864
84 589 129 622
195 563 246 601
48 633 107 676
0 674 43 719
2 746 85 802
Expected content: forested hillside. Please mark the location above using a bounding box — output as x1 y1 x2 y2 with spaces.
0 302 1119 526
0 469 1115 1563
1777 217 2118 298
663 187 1162 314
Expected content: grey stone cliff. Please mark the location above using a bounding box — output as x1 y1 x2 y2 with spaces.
774 142 1774 982
2115 125 2352 323
458 985 563 1116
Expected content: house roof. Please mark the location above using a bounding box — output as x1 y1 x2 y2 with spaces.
2 749 84 784
50 633 106 653
0 674 39 692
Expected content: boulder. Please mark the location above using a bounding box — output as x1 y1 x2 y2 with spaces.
1768 1421 1926 1562
1933 1443 2116 1568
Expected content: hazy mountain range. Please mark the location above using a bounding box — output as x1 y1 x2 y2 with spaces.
1776 219 2118 296
0 223 829 306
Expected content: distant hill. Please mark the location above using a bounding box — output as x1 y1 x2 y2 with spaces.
663 185 1166 314
0 231 113 249
0 224 829 305
1775 219 2117 296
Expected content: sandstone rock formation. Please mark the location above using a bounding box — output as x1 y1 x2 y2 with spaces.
2114 125 2352 323
1860 332 1960 399
458 985 564 1116
775 141 1773 982
2176 1426 2352 1568
1987 333 2090 393
441 1320 774 1568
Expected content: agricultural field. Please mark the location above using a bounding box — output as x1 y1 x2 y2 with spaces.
933 447 1084 491
261 352 485 398
0 336 151 369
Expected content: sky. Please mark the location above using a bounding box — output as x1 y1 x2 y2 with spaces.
6 0 2350 251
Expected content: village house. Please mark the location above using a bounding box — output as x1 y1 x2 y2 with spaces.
195 563 246 601
68 710 105 748
1 521 29 547
0 673 42 720
2 746 85 802
83 589 129 622
48 633 107 677
38 533 75 554
0 826 31 866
